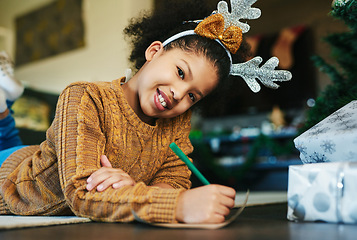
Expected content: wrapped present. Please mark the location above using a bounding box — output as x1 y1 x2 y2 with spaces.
287 162 357 224
294 100 357 163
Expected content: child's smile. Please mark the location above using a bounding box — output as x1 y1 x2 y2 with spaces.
155 88 172 110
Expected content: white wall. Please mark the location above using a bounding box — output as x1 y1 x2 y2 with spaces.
0 0 153 94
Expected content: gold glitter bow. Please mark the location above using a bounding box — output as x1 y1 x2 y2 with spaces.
194 13 242 54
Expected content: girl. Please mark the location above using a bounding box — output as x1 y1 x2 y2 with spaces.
0 1 274 224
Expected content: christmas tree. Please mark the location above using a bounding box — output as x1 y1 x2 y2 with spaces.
304 0 357 130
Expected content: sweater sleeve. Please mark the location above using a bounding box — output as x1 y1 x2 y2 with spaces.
149 111 193 189
54 84 184 223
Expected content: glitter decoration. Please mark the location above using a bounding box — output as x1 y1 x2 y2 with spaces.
217 0 261 33
231 56 292 93
162 0 292 93
195 14 243 54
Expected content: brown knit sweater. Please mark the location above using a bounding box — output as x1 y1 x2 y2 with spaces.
0 78 193 223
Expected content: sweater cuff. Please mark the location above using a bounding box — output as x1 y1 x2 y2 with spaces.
134 187 185 223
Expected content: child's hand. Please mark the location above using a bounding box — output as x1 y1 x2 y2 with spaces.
86 155 136 192
175 185 236 224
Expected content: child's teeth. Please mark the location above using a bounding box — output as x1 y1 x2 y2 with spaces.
158 94 167 107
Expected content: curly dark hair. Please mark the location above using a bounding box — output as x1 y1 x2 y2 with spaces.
123 0 252 116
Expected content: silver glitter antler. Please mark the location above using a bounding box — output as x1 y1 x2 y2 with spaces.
215 0 292 92
217 0 261 33
231 57 293 93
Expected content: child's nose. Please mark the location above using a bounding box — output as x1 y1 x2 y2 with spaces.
171 90 182 101
171 85 189 102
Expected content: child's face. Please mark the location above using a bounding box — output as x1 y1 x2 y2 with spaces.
133 41 218 122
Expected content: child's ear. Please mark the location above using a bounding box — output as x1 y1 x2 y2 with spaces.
145 41 164 61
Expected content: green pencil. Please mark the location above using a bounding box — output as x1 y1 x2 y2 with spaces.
169 142 210 185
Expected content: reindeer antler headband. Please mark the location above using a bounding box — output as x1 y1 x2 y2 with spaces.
162 0 292 93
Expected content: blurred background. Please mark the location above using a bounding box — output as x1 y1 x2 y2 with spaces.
0 0 349 191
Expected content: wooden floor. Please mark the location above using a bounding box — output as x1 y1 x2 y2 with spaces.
0 203 356 240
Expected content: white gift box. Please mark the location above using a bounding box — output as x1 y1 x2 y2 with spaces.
294 100 357 163
287 162 357 224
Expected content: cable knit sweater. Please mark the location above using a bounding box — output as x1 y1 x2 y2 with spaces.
0 78 193 223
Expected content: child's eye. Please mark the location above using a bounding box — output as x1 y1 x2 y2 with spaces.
177 67 185 79
189 93 196 102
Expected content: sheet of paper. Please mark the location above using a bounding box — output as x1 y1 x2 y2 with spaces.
132 190 249 229
0 215 91 230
